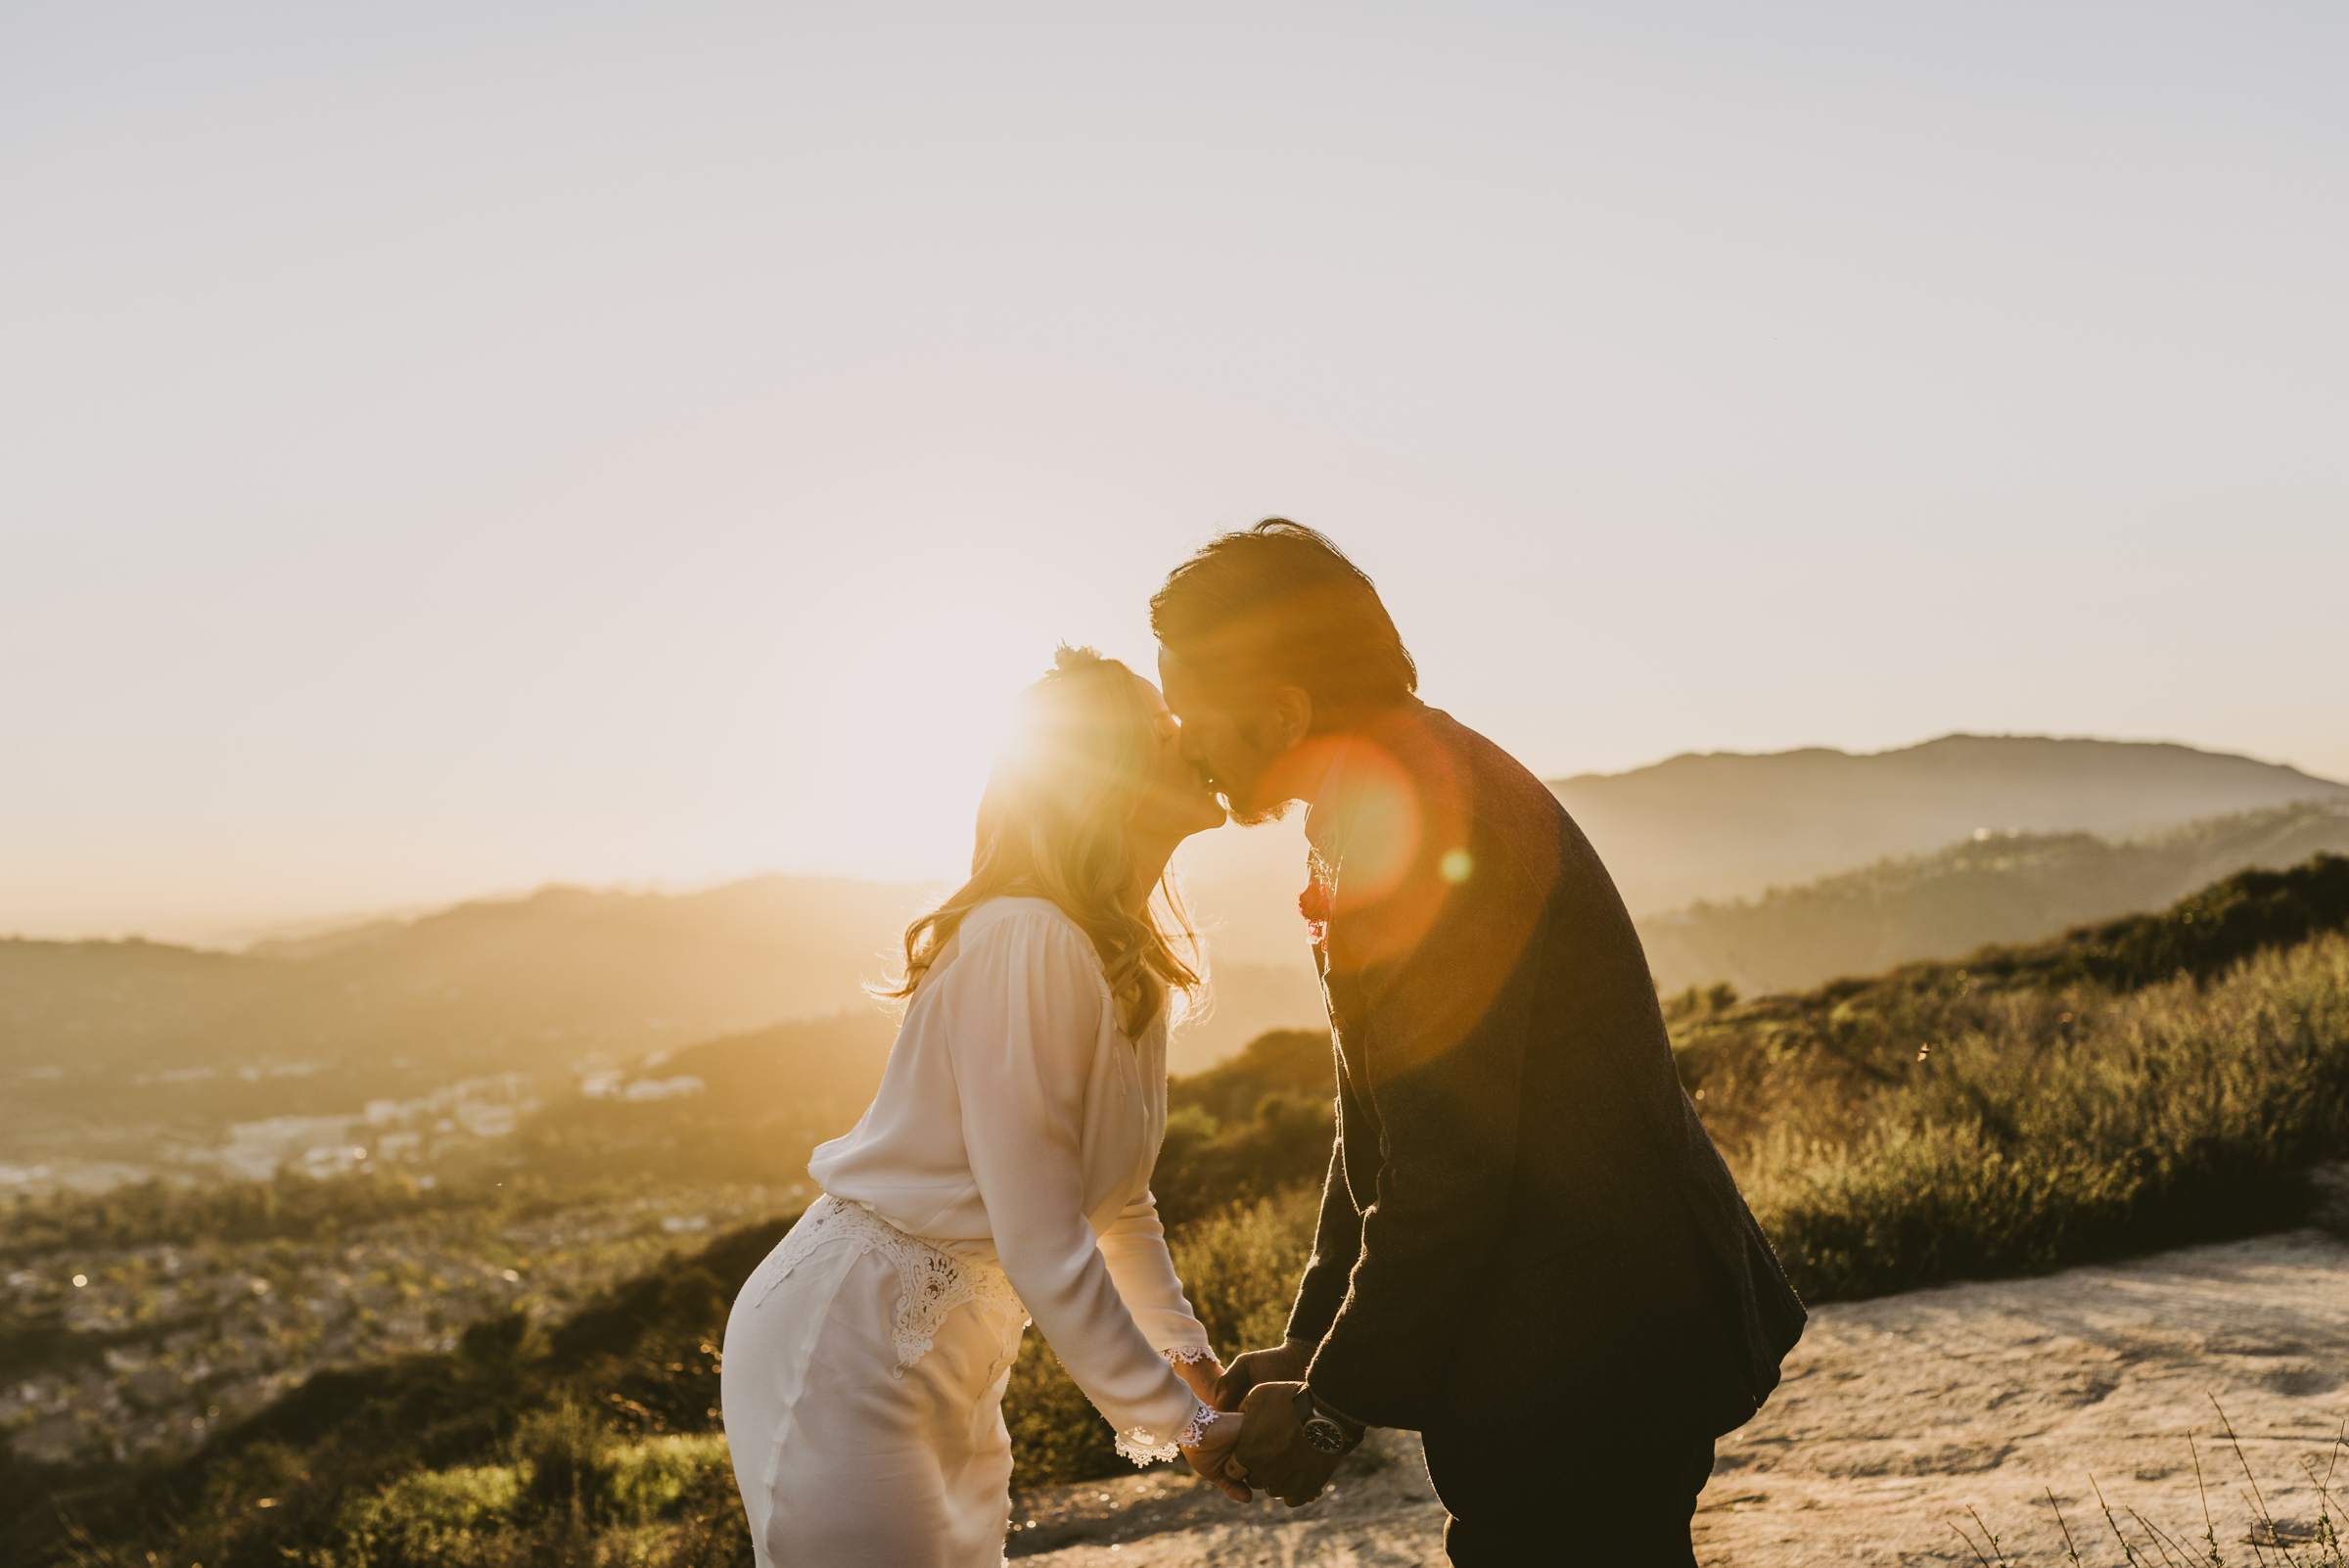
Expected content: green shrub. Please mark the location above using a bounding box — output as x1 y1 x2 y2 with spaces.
513 1402 623 1520
1151 1093 1332 1229
1747 931 2349 1300
267 1432 732 1568
1003 1334 1124 1489
1167 1189 1317 1354
332 1461 522 1562
2032 851 2349 992
605 1433 731 1523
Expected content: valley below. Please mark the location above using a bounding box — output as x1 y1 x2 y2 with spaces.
1 1182 798 1467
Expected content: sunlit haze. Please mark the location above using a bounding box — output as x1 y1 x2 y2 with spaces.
5 4 2343 944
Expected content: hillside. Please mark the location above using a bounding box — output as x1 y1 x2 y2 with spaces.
14 855 2349 1565
0 878 934 1182
1 876 930 1079
10 733 2337 1192
1550 733 2346 915
0 885 1327 1188
1638 799 2349 994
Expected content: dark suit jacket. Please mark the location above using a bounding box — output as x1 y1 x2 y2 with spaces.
1286 701 1806 1437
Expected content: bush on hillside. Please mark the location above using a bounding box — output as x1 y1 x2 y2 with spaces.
1819 852 2349 1007
1168 1188 1318 1356
1747 933 2349 1300
1673 854 2349 1148
1152 1094 1332 1229
1149 1028 1335 1228
2062 851 2349 991
1167 1029 1335 1121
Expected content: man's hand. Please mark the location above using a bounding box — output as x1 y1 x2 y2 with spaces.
1231 1380 1345 1506
1211 1338 1314 1413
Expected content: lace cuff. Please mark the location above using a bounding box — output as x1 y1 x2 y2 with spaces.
1112 1398 1217 1466
1162 1345 1216 1365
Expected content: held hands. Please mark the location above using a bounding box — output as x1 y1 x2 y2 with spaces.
1210 1338 1313 1413
1172 1352 1252 1500
1179 1407 1252 1503
1231 1380 1345 1506
1204 1341 1346 1507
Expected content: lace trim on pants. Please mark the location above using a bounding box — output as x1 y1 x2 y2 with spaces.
760 1195 1026 1377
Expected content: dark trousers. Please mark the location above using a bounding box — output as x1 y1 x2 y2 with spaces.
1421 1417 1715 1566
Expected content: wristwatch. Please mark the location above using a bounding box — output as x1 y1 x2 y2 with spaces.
1291 1385 1363 1455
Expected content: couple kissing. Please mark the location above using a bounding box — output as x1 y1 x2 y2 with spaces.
717 521 1806 1566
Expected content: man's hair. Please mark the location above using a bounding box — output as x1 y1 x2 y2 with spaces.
1149 519 1417 721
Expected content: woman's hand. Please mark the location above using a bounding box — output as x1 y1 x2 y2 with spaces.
1169 1351 1224 1408
1181 1407 1251 1503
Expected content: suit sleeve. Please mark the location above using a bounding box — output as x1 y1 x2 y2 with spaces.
1285 1134 1363 1345
1302 852 1545 1428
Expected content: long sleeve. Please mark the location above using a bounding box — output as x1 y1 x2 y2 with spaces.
1269 706 1804 1436
945 912 1204 1457
1284 1137 1362 1345
1094 1190 1212 1354
1302 841 1544 1429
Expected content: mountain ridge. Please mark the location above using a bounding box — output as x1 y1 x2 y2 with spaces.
8 732 2337 1186
1636 799 2349 995
1547 732 2347 915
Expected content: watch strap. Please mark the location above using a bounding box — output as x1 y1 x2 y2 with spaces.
1291 1384 1363 1453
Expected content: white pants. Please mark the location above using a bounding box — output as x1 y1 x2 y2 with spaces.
721 1213 1030 1568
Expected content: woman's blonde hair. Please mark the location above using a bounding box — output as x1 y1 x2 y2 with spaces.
880 646 1203 1037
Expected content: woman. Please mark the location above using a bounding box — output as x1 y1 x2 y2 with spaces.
720 647 1249 1567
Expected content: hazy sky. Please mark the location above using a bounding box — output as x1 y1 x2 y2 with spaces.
5 3 2344 943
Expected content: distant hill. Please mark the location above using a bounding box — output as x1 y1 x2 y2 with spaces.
0 875 1322 1178
1550 734 2347 916
1637 800 2349 995
1178 733 2347 1013
0 877 937 1171
11 732 2336 1182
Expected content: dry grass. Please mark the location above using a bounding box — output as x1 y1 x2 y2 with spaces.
1692 933 2349 1302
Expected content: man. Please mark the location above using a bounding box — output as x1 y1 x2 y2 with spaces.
1151 521 1806 1565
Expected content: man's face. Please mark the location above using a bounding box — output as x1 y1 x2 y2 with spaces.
1157 646 1295 825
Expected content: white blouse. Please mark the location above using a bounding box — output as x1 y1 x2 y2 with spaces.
809 896 1211 1452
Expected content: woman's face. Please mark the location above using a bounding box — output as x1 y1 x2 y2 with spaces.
1128 673 1226 845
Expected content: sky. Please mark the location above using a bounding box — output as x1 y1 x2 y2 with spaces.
4 3 2344 945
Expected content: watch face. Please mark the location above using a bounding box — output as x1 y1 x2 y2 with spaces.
1301 1419 1349 1454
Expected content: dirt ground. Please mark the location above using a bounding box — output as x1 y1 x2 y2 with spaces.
1015 1203 2349 1565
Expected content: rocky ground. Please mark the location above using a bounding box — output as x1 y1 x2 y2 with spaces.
1006 1428 1447 1565
1009 1203 2349 1565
